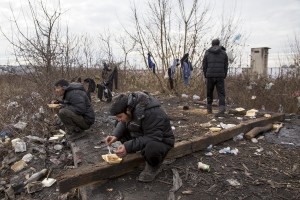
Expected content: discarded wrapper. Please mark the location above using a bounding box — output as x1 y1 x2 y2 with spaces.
102 154 122 164
209 127 222 132
42 178 56 187
47 104 60 109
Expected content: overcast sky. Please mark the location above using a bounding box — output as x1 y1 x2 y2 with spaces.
0 0 299 67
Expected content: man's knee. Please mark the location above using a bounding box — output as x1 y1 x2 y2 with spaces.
58 108 69 118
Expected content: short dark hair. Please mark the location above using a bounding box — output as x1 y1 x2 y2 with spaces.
212 39 220 46
109 94 128 115
54 79 69 87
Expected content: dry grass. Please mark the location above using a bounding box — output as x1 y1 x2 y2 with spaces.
0 69 299 138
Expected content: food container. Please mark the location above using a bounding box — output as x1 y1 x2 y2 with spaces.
102 154 122 164
47 104 60 109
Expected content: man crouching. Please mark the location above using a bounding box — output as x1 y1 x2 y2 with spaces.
105 92 174 182
53 79 95 141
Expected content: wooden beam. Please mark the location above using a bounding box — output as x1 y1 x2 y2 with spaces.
57 113 284 193
245 124 273 139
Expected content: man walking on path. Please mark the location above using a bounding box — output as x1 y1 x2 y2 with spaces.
202 39 229 116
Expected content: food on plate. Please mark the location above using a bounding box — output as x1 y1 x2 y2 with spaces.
102 154 122 164
47 104 60 108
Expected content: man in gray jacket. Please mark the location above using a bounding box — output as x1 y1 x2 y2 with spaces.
105 92 174 182
202 39 229 116
53 79 95 141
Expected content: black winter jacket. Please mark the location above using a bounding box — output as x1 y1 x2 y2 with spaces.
61 83 95 125
202 46 229 78
112 92 175 153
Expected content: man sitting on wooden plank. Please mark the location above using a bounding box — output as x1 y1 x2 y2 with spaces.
105 91 175 182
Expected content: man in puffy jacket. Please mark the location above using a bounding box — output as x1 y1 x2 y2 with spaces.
105 92 174 182
202 39 229 116
53 79 95 141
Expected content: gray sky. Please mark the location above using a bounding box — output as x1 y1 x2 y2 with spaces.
0 0 299 67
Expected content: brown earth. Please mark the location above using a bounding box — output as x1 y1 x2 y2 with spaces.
1 93 300 200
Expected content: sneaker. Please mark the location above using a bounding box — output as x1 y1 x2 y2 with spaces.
138 162 162 182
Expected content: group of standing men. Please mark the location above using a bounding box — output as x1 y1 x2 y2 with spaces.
51 38 228 183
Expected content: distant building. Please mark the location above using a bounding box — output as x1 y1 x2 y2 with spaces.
249 47 270 77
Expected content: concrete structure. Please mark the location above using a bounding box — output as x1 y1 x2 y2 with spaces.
250 47 270 77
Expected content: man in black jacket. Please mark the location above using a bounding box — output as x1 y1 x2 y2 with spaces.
202 39 229 116
105 92 175 182
53 79 95 141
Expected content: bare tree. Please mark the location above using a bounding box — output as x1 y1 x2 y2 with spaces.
288 32 300 67
0 0 74 95
98 30 115 63
115 34 136 70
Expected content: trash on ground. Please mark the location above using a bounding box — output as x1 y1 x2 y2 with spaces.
192 95 200 100
207 144 213 151
26 135 47 143
42 178 56 187
53 144 63 151
209 127 222 132
251 138 258 143
233 133 244 141
197 162 210 172
13 121 28 130
26 181 43 194
24 169 47 185
14 141 27 152
11 160 27 172
245 109 258 117
181 94 188 98
220 122 236 129
182 190 193 195
11 138 21 147
226 179 241 187
219 147 239 155
256 147 264 153
22 153 33 163
200 122 212 128
205 152 213 156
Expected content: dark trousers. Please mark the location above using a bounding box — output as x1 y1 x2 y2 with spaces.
206 78 226 106
58 108 90 132
97 83 112 100
120 131 171 167
141 141 172 167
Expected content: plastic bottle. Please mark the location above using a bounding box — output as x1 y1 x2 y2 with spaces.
24 169 48 185
197 162 210 172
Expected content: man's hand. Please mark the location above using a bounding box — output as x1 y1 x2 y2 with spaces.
105 135 117 146
115 144 127 158
51 100 59 104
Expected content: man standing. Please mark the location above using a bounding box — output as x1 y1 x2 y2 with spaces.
105 92 174 182
53 79 95 141
202 39 229 116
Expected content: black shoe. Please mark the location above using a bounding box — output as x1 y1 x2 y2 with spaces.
207 105 212 114
138 162 162 182
66 131 87 142
215 112 225 118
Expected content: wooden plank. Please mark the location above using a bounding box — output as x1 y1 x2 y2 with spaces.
57 113 284 193
245 124 273 139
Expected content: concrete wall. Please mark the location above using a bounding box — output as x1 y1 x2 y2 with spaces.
250 47 270 77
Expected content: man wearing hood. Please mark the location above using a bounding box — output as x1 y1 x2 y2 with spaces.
53 79 95 141
105 92 175 182
202 39 229 116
